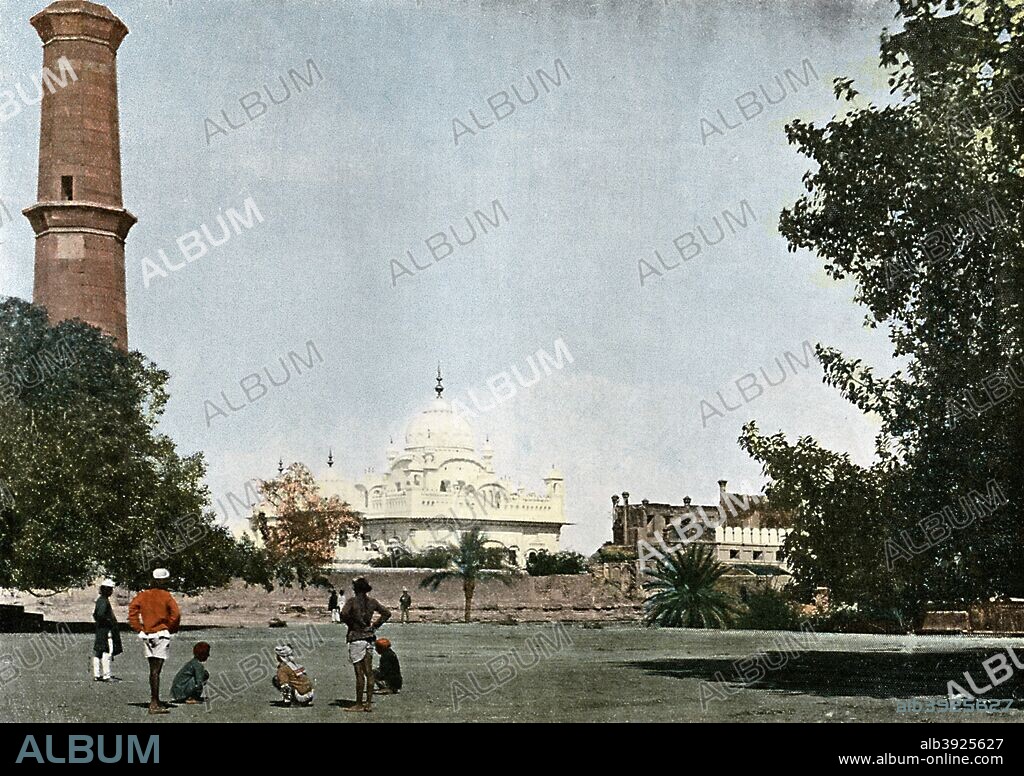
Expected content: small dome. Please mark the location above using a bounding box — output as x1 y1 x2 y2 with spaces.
405 398 476 452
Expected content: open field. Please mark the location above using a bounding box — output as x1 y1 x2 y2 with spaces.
1 624 1022 723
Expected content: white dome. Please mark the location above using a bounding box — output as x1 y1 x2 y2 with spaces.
404 397 476 452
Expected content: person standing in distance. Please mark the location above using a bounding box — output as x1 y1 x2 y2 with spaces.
92 578 122 682
399 587 412 624
129 568 181 715
328 588 341 623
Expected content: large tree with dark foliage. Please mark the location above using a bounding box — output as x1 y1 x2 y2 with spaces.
741 0 1024 617
0 297 251 594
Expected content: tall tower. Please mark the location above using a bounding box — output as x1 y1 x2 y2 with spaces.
22 1 136 349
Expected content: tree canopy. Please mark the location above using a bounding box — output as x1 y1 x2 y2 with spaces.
741 0 1024 615
0 297 248 594
251 462 361 588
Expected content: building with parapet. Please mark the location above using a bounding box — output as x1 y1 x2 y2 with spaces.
610 479 791 570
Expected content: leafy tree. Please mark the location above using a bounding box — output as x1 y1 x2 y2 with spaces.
0 297 249 594
251 462 361 589
526 549 589 576
642 545 738 628
419 528 519 622
741 0 1024 616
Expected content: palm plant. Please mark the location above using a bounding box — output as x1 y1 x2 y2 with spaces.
642 544 738 628
419 528 519 622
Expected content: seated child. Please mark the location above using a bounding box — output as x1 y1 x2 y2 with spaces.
272 644 315 706
171 642 211 704
372 638 402 694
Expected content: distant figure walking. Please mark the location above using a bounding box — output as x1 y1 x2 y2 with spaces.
340 577 391 712
171 642 211 704
399 587 412 624
128 568 181 715
92 578 122 682
273 644 315 706
328 588 341 623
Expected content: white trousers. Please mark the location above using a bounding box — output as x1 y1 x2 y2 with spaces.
92 636 113 679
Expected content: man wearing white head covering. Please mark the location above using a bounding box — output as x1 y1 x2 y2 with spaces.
92 578 122 682
128 568 181 715
272 644 315 706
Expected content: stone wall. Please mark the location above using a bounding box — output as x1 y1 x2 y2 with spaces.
968 602 1024 635
0 569 643 629
879 603 1024 636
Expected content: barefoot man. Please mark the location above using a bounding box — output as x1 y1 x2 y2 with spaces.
340 577 390 712
128 568 181 715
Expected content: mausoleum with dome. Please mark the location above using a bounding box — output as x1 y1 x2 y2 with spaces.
313 371 567 568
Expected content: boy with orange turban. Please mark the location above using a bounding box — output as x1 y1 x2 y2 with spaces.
373 638 403 694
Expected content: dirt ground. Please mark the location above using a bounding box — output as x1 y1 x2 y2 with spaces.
2 624 1022 723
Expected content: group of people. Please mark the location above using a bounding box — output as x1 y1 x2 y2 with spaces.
91 570 404 715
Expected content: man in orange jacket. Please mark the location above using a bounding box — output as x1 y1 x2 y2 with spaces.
129 568 181 715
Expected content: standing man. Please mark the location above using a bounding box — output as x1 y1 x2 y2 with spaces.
340 577 390 713
328 588 341 623
128 568 181 715
92 578 122 682
399 587 412 624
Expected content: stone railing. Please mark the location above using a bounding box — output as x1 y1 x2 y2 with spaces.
714 526 789 546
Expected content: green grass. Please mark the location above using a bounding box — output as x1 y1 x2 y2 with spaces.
1 624 1021 722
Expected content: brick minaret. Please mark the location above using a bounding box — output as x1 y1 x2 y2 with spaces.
22 1 136 349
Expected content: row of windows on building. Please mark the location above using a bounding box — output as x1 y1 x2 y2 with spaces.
723 549 778 562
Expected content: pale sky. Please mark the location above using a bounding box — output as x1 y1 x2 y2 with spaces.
0 0 900 554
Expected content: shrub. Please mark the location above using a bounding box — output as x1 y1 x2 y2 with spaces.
810 604 910 634
369 544 511 570
369 546 451 568
643 545 738 628
735 587 806 631
526 550 588 576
